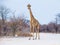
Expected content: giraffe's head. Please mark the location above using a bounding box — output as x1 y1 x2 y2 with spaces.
27 4 31 9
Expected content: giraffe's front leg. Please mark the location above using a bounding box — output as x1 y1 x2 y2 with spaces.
37 26 40 40
29 29 31 40
29 23 32 40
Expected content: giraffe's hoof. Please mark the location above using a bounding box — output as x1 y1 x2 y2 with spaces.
29 38 31 40
33 39 34 40
38 38 40 40
35 38 37 39
33 38 34 40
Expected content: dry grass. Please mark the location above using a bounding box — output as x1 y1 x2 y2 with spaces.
15 32 33 37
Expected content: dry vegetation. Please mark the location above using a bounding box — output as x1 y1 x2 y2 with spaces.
0 5 60 37
15 31 33 37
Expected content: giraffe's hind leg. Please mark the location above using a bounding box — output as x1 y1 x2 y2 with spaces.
32 26 34 40
35 30 37 39
29 24 32 40
37 26 40 39
38 32 40 39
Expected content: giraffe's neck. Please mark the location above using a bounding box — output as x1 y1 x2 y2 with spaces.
29 8 35 21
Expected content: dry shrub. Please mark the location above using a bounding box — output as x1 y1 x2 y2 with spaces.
15 32 33 37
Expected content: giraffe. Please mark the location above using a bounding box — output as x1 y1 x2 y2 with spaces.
27 4 40 40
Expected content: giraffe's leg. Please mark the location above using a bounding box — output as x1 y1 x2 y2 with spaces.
38 26 40 39
38 31 40 39
33 26 34 40
29 23 32 40
29 28 31 40
35 29 37 39
29 30 31 40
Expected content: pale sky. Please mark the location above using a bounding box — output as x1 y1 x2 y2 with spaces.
0 0 60 24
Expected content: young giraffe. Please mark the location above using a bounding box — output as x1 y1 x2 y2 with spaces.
27 4 40 40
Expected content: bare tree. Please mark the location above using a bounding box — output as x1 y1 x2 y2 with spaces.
0 19 2 36
54 14 60 33
55 13 60 24
9 14 30 36
0 6 10 36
